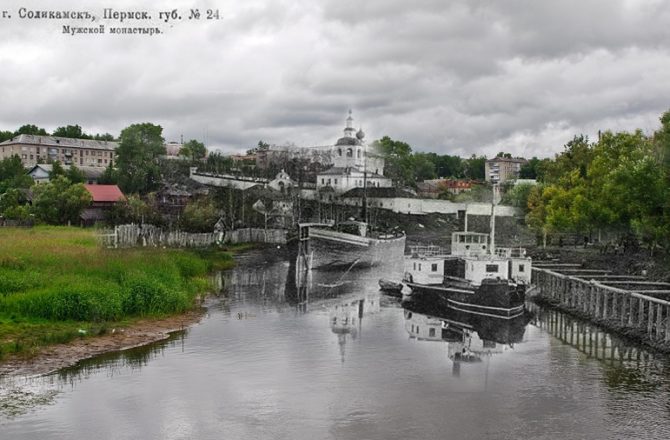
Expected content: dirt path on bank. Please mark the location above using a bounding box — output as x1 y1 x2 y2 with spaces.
0 309 206 377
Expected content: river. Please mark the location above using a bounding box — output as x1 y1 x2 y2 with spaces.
2 251 670 439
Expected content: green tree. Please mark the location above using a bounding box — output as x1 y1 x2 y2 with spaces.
501 183 535 215
0 156 33 192
115 123 166 194
430 154 464 178
412 152 437 182
106 193 152 225
15 124 48 136
65 164 86 184
520 157 541 179
93 133 116 141
0 188 30 220
374 136 414 187
0 130 13 142
98 163 118 185
463 154 486 180
49 160 67 178
53 124 89 139
180 197 220 232
31 176 91 224
247 140 270 155
179 139 207 161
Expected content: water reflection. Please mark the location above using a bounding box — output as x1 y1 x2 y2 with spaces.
402 295 532 378
4 252 670 440
529 303 670 391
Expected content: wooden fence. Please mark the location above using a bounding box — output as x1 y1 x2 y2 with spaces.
532 267 670 345
99 224 287 248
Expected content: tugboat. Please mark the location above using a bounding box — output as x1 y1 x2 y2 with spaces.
403 185 531 319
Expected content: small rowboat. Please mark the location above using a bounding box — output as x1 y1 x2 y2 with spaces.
379 279 403 296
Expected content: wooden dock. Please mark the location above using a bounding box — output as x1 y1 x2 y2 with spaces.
531 262 670 350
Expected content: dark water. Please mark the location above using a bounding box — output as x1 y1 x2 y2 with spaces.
2 252 670 440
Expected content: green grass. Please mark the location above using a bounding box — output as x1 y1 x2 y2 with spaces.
0 226 237 358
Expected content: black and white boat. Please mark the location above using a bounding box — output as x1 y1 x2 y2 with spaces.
298 221 406 270
402 187 531 319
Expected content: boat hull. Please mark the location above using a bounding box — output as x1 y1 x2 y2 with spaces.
404 279 526 319
307 228 406 270
378 279 403 296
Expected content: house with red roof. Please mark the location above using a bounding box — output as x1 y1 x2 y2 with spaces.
80 184 126 225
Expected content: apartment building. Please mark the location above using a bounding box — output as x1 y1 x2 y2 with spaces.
485 157 527 183
0 134 118 167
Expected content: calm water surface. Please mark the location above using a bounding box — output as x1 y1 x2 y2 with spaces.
2 251 670 439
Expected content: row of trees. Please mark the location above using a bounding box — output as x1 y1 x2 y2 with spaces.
0 124 115 143
373 136 488 187
520 110 670 253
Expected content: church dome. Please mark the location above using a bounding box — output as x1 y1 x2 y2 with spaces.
335 136 361 146
356 129 365 140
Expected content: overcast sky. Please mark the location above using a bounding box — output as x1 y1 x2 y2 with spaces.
1 0 669 158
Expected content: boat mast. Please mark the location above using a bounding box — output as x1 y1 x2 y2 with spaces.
489 183 498 255
362 150 368 224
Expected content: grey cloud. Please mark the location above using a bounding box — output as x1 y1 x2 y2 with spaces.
1 0 669 158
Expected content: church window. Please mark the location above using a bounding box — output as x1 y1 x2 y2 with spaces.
338 148 342 156
346 148 353 157
357 149 361 158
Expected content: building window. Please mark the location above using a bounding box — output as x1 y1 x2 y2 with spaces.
334 179 338 184
486 264 499 273
338 148 342 156
346 148 353 157
357 149 361 158
429 328 435 337
519 264 525 272
321 178 324 184
431 263 438 272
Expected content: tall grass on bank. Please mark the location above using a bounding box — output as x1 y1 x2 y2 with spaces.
0 227 235 356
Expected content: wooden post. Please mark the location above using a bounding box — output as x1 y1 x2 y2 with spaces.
655 303 663 340
595 287 601 318
602 289 608 319
638 298 645 329
647 302 654 338
665 305 670 343
620 293 627 326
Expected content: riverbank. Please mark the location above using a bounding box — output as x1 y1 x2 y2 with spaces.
0 307 206 376
0 226 245 373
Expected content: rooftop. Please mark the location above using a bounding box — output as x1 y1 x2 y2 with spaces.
486 157 527 164
1 134 118 151
84 184 126 203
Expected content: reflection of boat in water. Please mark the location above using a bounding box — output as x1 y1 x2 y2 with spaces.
403 298 531 365
298 221 406 271
330 291 381 363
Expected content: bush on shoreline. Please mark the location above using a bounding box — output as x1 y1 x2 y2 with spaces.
0 226 235 357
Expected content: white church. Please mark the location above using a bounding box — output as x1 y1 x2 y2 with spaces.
315 110 392 195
